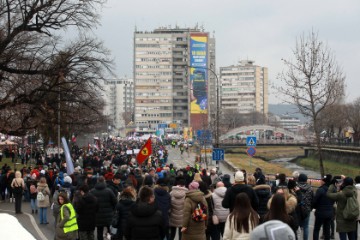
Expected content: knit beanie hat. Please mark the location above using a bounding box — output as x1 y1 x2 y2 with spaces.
234 171 244 182
250 220 295 240
64 176 72 184
189 181 199 190
298 173 308 182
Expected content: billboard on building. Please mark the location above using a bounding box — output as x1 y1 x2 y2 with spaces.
189 33 208 131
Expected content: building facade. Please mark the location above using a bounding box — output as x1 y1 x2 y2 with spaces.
102 78 134 135
133 26 216 134
220 60 268 116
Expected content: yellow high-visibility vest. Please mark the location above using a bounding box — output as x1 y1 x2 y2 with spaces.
60 203 78 233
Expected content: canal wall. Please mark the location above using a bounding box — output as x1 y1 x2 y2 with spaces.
304 147 360 167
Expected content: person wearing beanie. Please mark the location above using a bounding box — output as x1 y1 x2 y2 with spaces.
250 220 296 240
181 180 207 240
297 173 313 240
222 174 232 189
253 175 271 222
312 174 335 240
327 176 358 239
222 171 259 212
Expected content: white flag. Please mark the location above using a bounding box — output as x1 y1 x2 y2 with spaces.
61 137 74 175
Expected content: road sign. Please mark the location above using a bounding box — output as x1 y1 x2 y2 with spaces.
246 147 256 157
212 148 225 161
246 136 257 146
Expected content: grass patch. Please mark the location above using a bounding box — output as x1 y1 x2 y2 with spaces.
298 157 360 178
0 157 32 171
225 154 293 176
226 146 304 160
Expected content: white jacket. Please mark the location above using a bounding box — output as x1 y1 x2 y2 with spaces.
223 215 256 240
212 187 230 222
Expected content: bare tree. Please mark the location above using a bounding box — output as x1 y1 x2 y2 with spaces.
345 97 360 144
0 0 113 136
277 31 345 176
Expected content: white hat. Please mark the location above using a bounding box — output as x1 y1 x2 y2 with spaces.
234 171 244 182
64 176 72 184
250 220 295 240
40 170 45 175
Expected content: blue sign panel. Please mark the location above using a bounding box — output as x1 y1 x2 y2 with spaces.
246 147 256 157
212 148 225 161
197 130 212 144
246 136 257 146
158 124 168 129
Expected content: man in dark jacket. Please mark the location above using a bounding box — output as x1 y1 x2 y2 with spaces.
125 186 164 240
106 173 123 198
74 184 99 240
298 173 314 240
312 174 335 240
154 178 171 240
222 170 259 212
90 176 117 240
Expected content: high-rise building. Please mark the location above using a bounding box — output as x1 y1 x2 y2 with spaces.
102 78 134 135
220 60 268 116
133 26 216 134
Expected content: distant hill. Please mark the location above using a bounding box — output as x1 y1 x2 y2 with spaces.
268 104 310 123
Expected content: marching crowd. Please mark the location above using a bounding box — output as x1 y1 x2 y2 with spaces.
0 138 359 240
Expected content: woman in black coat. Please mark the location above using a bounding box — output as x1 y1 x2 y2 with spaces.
114 187 136 240
90 176 117 240
73 185 99 239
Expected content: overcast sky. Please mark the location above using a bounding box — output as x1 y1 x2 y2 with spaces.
93 0 360 104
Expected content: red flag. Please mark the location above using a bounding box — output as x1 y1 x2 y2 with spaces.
137 138 152 165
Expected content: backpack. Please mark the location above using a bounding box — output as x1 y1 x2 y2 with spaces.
191 202 207 222
343 194 360 221
37 190 45 201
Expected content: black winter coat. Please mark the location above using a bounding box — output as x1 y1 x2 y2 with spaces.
154 186 171 226
222 183 259 212
90 182 117 226
115 197 136 237
125 202 164 240
253 184 271 219
312 184 335 218
74 193 99 231
107 180 123 198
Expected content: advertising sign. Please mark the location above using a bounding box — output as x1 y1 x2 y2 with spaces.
183 127 193 140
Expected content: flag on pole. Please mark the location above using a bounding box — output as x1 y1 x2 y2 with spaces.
137 137 152 165
61 137 75 175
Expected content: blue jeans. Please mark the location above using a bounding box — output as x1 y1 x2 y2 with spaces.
300 214 310 240
339 231 356 240
30 199 38 211
39 207 47 224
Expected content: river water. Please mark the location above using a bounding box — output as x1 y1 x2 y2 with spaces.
270 158 321 179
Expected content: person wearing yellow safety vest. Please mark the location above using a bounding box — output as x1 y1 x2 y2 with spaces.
55 192 78 240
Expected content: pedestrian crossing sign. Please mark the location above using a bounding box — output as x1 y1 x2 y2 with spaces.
246 136 257 146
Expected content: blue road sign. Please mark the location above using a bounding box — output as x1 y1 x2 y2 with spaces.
246 147 256 157
158 123 168 129
212 148 225 161
246 136 257 146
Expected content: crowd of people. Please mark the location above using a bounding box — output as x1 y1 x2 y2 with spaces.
0 138 359 240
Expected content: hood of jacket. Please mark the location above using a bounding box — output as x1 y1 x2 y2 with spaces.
171 186 188 199
83 193 97 204
213 186 227 198
298 182 311 191
343 185 357 198
131 202 157 217
119 198 136 206
253 184 271 191
94 182 106 190
186 190 205 203
154 186 169 197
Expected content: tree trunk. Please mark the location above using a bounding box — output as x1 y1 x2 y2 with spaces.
315 131 325 176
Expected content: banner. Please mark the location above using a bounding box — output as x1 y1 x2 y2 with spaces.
61 137 74 175
136 138 152 165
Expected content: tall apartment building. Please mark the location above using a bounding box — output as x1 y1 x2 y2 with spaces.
220 60 268 116
133 26 216 133
102 78 134 135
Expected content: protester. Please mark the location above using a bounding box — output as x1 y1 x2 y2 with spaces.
37 176 51 224
90 176 117 240
297 173 314 240
212 182 230 238
253 174 271 222
312 174 335 240
223 192 259 240
154 178 171 240
327 176 358 240
10 170 25 214
113 186 137 240
55 192 78 240
73 185 99 240
182 181 207 240
264 193 297 234
222 170 259 212
29 178 38 214
126 186 164 240
169 177 188 240
199 181 218 240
